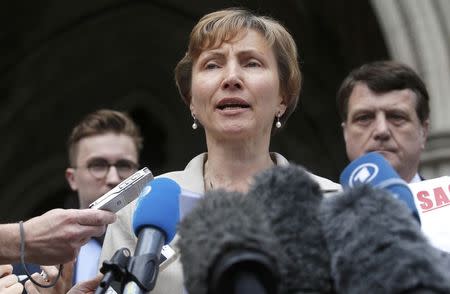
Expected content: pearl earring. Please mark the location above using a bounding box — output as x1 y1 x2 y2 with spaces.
275 113 282 128
192 114 198 130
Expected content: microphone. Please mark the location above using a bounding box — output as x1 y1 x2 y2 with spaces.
247 165 333 293
125 177 180 294
320 185 450 293
340 151 420 222
178 189 281 294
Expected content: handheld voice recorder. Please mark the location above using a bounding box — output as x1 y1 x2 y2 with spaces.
89 167 153 212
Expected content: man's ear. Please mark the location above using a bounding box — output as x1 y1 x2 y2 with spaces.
65 168 78 191
420 119 430 149
341 122 348 143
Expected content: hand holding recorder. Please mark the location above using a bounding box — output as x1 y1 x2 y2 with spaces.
0 209 115 265
0 166 153 267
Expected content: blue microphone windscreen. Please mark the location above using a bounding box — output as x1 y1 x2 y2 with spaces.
132 177 180 244
340 152 420 222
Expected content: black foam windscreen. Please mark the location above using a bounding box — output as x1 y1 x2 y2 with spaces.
248 165 334 293
178 189 280 294
321 185 450 293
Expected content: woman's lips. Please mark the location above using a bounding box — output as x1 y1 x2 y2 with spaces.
216 97 250 110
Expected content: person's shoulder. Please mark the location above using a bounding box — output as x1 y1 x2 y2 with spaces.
156 153 206 194
307 172 342 195
158 170 188 184
272 152 341 194
111 154 205 233
272 152 289 166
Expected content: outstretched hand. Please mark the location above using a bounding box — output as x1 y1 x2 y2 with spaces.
24 209 116 265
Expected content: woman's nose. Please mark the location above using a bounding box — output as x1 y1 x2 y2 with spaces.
221 63 243 90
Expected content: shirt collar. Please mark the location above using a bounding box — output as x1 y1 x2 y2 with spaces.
410 173 421 183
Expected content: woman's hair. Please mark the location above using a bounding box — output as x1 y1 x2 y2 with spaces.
175 7 301 125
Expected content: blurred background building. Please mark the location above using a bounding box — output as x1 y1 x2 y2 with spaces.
0 0 448 221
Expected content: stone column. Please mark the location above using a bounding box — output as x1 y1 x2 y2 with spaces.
370 0 450 178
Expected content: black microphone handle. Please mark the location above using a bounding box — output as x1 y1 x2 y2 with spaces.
211 250 277 294
123 227 165 294
230 270 270 294
135 227 165 256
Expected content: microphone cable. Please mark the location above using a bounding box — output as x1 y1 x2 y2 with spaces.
19 221 63 288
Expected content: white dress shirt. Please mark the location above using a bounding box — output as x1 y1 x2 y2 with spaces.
410 173 421 183
75 238 102 283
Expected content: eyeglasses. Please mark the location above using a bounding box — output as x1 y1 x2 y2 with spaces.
75 159 139 180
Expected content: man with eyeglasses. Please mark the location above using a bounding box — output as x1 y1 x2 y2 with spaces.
65 109 143 284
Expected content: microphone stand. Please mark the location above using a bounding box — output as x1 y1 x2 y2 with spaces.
122 228 165 294
95 248 130 294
